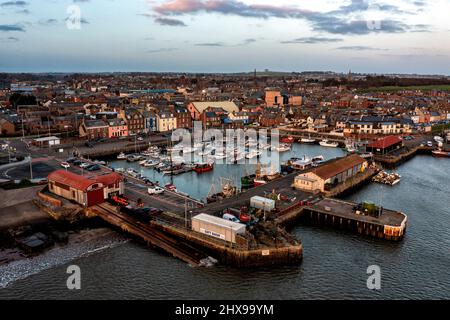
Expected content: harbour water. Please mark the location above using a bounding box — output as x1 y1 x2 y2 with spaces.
0 146 449 300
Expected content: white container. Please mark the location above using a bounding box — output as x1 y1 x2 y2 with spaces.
191 213 246 243
250 196 275 212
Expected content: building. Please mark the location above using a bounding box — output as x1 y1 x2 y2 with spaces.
79 120 109 140
172 105 192 129
366 136 403 155
0 118 16 135
156 112 177 132
32 136 61 147
120 109 145 135
142 110 157 133
107 118 128 138
294 155 368 193
191 213 246 243
187 101 239 120
48 170 123 207
201 111 222 128
265 90 284 107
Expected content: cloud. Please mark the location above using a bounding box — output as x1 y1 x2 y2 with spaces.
151 0 423 35
0 36 19 42
0 24 25 32
146 47 179 53
154 17 186 26
281 37 343 44
39 19 58 26
195 42 224 47
0 1 27 7
336 46 387 51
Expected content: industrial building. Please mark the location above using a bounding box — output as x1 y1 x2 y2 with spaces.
47 170 124 207
366 136 403 155
191 213 246 243
294 155 368 193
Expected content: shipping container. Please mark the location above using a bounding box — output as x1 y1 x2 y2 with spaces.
191 213 246 243
250 196 275 212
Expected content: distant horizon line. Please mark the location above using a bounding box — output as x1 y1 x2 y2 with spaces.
1 70 449 77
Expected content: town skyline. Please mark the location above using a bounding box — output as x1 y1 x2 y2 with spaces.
1 0 449 74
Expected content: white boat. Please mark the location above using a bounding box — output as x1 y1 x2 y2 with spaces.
301 135 315 143
198 147 214 156
312 155 324 162
117 152 127 160
246 150 262 159
292 155 312 170
233 152 246 162
139 159 148 165
359 152 373 159
143 159 159 167
319 139 339 148
258 143 271 150
115 168 125 173
214 151 227 159
126 168 139 177
272 143 291 152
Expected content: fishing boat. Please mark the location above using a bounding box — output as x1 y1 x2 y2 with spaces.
193 162 214 173
344 140 357 153
432 149 450 158
257 164 280 181
206 178 237 203
241 174 256 189
319 139 339 148
117 152 127 160
281 136 295 144
291 155 312 170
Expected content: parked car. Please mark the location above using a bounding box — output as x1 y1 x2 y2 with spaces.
148 186 164 195
60 162 70 169
86 164 101 171
137 137 144 141
79 162 91 168
73 159 82 166
149 207 163 214
222 213 240 223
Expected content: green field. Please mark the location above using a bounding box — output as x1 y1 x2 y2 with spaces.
357 85 450 93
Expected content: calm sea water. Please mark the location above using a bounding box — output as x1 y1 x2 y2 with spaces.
0 146 449 300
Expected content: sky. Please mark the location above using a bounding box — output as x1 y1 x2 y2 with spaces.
0 0 449 74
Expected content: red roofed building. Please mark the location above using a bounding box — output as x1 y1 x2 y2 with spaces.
48 170 124 207
366 136 403 155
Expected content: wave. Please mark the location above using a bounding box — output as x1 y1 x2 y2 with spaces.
0 231 128 289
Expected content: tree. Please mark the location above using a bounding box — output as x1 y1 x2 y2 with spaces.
9 93 37 108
